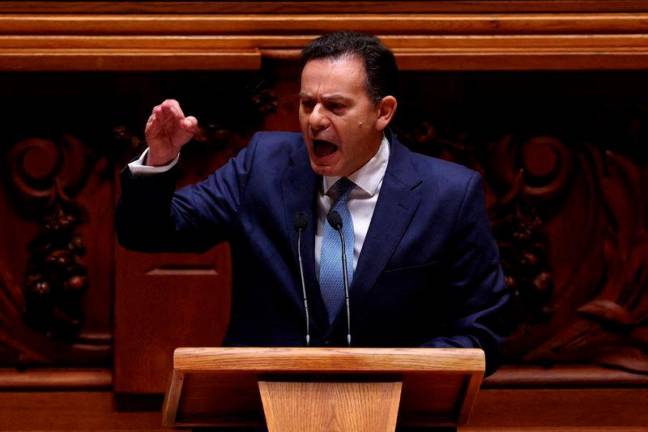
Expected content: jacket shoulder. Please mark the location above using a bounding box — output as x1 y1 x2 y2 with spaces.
408 150 479 191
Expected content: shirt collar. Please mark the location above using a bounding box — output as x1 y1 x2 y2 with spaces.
323 134 390 197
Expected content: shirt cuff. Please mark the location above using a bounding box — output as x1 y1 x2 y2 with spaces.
128 148 180 175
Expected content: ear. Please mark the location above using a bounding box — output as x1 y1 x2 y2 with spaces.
375 96 398 132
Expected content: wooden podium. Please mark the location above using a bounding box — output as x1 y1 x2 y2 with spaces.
163 347 484 431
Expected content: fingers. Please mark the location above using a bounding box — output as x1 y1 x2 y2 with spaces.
163 99 185 119
152 99 194 129
145 111 161 137
145 99 198 150
156 99 185 122
182 116 199 133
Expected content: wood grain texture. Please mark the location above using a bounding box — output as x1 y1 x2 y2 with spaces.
3 34 648 50
2 1 648 14
0 368 111 390
0 391 165 431
2 388 647 431
484 365 648 388
173 347 485 373
0 51 261 72
1 14 648 36
2 3 648 70
457 369 483 425
5 34 648 71
259 380 402 432
465 388 648 428
161 370 184 428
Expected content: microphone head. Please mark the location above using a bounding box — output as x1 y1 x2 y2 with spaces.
327 210 343 230
294 211 308 231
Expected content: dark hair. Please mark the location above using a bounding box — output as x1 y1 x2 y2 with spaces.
300 31 399 103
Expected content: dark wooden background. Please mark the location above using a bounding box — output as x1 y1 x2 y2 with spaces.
0 1 647 430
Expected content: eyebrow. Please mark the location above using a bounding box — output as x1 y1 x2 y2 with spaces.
298 92 353 104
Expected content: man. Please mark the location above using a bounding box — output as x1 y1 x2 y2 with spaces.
116 32 510 375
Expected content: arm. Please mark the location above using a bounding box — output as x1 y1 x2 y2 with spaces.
116 135 258 252
115 99 259 253
421 173 512 376
116 134 260 253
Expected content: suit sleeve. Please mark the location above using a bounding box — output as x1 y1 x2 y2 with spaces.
420 172 512 376
115 133 261 253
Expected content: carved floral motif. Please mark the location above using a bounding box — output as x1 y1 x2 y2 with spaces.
397 121 648 374
4 136 91 342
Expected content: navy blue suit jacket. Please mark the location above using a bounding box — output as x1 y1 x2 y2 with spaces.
116 131 510 374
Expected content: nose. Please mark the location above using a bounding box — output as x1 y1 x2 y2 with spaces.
308 103 331 135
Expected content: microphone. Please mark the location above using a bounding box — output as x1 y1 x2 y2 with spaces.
326 210 352 346
294 212 311 346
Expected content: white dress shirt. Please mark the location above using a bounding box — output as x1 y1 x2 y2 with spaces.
128 135 391 274
128 147 179 174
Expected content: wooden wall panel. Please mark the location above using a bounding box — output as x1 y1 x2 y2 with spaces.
114 245 231 393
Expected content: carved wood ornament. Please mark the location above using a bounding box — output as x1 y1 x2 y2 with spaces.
398 118 648 374
1 136 87 363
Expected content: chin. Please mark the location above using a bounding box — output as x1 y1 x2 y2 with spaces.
311 166 334 177
310 162 339 177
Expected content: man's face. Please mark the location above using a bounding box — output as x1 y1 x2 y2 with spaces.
299 55 385 177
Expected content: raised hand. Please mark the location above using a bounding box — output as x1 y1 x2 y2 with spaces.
144 99 199 166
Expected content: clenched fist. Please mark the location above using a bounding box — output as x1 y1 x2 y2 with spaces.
145 99 199 166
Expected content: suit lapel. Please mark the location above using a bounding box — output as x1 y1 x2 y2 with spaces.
347 136 422 318
281 141 329 333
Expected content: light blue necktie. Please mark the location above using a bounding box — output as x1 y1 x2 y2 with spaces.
320 178 355 324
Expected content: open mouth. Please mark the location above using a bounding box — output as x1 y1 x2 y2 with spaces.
313 139 338 157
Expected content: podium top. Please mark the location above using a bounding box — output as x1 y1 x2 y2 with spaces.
174 347 484 373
